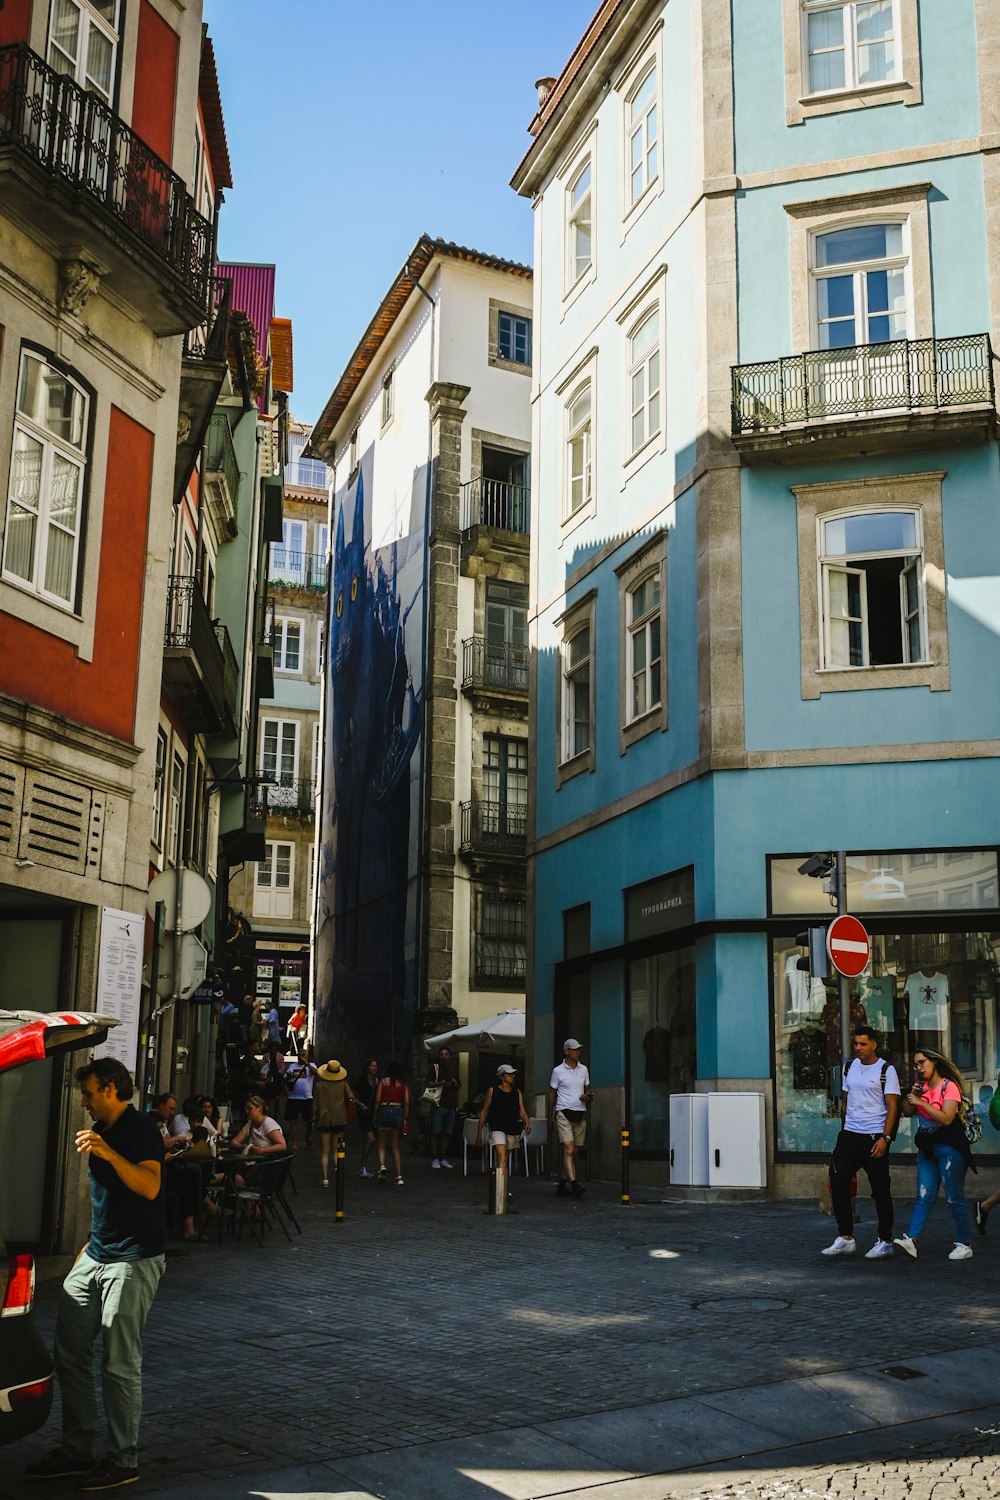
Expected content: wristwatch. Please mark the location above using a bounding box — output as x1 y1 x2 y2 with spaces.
881 1133 892 1143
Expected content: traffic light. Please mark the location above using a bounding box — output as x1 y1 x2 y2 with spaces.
796 927 829 980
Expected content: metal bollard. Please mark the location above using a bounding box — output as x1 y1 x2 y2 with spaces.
488 1164 508 1215
621 1126 630 1204
335 1136 346 1222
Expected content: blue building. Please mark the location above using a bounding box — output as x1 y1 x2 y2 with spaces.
512 0 1000 1192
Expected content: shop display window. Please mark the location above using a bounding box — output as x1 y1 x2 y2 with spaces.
628 946 696 1153
774 927 1000 1155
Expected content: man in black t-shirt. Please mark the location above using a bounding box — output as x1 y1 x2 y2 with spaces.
26 1058 165 1491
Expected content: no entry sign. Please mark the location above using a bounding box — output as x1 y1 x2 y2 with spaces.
827 914 871 978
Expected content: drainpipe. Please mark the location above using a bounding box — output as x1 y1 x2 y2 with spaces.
406 256 437 1053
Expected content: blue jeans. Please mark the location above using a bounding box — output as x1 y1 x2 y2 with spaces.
54 1251 164 1468
907 1144 972 1244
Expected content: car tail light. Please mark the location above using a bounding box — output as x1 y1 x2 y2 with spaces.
1 1254 36 1317
10 1378 52 1406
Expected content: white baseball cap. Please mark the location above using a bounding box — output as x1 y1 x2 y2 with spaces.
563 1037 582 1051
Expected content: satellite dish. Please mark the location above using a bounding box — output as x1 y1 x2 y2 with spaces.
146 869 212 933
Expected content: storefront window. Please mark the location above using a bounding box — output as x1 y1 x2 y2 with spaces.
774 927 1000 1155
629 946 696 1152
770 849 998 916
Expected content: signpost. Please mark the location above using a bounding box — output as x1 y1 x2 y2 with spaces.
827 913 871 978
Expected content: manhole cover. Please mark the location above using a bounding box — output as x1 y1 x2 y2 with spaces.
882 1365 927 1381
696 1295 790 1314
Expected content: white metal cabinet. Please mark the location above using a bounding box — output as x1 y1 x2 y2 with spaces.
668 1093 709 1185
707 1092 766 1188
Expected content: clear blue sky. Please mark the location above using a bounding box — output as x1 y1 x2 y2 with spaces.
202 0 595 424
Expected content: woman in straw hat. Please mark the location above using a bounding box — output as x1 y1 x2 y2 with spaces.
314 1059 357 1187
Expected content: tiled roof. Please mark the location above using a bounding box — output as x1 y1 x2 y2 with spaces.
306 235 532 458
199 33 233 191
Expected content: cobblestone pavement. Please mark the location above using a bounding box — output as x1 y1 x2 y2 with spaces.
4 1152 1000 1499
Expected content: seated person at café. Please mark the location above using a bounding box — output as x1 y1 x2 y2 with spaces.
229 1095 286 1190
152 1092 178 1139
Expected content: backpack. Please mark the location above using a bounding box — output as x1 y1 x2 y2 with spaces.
958 1094 982 1147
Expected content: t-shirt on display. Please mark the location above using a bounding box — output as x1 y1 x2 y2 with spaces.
903 970 950 1031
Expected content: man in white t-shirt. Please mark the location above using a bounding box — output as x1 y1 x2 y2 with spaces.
547 1038 593 1200
822 1026 900 1261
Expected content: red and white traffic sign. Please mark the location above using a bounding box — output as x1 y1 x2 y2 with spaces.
827 914 871 978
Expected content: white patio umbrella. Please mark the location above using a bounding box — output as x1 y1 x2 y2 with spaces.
422 1007 525 1052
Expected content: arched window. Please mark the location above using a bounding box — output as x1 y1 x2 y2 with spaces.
626 64 658 208
567 158 592 285
628 309 661 454
566 383 592 516
627 570 662 720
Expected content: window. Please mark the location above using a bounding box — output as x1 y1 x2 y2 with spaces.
482 736 528 839
152 728 167 850
566 383 592 518
381 368 394 427
312 721 321 782
803 0 897 95
270 520 307 585
498 312 532 367
820 509 925 669
3 351 89 609
254 841 294 920
627 572 662 721
188 755 206 870
316 620 325 675
167 751 185 867
627 310 661 454
813 223 907 350
261 718 299 808
349 428 358 475
274 617 302 673
567 159 593 287
626 64 658 209
562 624 591 763
474 890 526 986
47 0 120 103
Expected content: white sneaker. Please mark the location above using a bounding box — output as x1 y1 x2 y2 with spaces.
440 1158 453 1170
865 1239 894 1259
321 1178 329 1187
821 1236 856 1256
431 1159 441 1169
893 1234 918 1258
949 1242 974 1260
396 1175 404 1186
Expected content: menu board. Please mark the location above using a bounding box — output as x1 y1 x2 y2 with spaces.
92 907 144 1075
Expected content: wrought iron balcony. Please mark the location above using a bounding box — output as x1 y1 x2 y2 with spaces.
249 777 315 821
182 276 232 363
459 800 527 859
731 334 995 460
460 477 530 535
0 43 213 331
462 637 528 699
268 548 328 591
162 575 238 735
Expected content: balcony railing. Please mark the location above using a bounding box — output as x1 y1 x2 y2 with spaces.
182 276 232 362
462 637 528 696
731 334 995 435
205 413 240 506
460 477 530 535
269 548 327 590
251 776 315 819
163 575 238 734
460 800 527 858
0 42 213 306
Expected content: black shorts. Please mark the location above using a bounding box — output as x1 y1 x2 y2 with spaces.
285 1099 313 1122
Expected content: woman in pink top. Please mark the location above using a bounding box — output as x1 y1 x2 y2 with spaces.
893 1047 976 1261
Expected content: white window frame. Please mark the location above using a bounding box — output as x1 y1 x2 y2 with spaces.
3 349 89 612
47 0 121 104
625 63 658 211
801 0 900 98
793 471 949 698
565 382 592 521
152 726 168 851
783 0 920 125
817 505 926 671
380 367 394 428
555 590 597 784
274 615 303 674
810 219 911 351
497 310 532 367
616 532 668 750
615 28 664 233
349 428 358 476
626 308 661 459
566 155 593 292
315 619 325 676
626 570 663 722
254 840 295 920
312 720 321 782
167 748 185 868
616 266 668 484
270 519 307 585
261 718 300 807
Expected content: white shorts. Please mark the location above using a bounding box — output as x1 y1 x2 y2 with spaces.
555 1110 587 1147
489 1129 522 1147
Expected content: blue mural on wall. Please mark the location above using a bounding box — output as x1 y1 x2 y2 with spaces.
315 464 425 1070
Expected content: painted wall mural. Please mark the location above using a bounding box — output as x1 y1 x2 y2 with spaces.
315 461 425 1071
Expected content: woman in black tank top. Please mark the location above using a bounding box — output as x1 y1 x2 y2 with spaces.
476 1065 531 1172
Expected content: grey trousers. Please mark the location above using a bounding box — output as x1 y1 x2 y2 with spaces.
53 1250 165 1468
